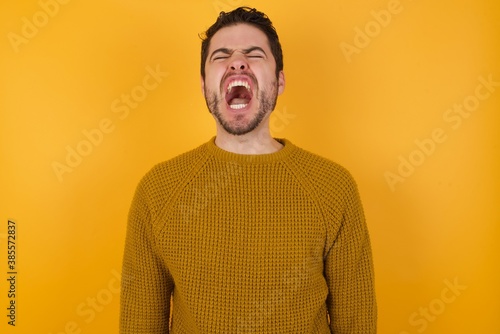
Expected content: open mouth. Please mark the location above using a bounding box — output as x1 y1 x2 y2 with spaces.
224 79 253 110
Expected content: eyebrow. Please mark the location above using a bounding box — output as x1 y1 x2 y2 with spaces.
209 46 267 60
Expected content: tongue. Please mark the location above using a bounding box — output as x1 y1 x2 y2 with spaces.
230 97 250 105
226 86 252 106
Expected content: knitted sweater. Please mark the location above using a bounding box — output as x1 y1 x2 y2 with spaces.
120 137 377 333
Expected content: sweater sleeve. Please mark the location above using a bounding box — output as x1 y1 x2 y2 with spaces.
120 179 173 333
324 178 377 333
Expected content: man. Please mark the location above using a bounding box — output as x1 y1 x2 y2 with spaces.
120 7 377 333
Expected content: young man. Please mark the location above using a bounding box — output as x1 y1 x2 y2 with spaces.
120 7 377 333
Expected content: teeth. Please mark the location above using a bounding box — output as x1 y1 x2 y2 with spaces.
227 80 251 93
229 103 248 110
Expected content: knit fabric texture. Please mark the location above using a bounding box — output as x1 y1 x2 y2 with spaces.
120 137 377 333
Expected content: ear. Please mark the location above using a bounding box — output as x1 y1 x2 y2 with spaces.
277 71 285 95
200 75 205 97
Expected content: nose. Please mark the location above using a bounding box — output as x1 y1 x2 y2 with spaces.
231 63 246 71
229 54 248 71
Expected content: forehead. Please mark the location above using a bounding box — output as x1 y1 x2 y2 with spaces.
208 23 272 53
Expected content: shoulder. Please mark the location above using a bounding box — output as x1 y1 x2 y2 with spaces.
286 142 358 192
284 141 364 229
144 143 209 183
135 141 210 211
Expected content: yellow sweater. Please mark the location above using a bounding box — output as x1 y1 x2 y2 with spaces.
120 137 377 333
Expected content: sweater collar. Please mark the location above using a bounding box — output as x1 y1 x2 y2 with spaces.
204 136 295 164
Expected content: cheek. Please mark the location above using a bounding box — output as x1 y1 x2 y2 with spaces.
205 64 226 83
204 73 223 93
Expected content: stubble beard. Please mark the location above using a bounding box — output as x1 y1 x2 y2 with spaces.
204 80 278 136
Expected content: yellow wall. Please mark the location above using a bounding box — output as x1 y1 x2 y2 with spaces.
1 0 499 333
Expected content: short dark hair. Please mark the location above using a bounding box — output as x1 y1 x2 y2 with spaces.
200 7 284 79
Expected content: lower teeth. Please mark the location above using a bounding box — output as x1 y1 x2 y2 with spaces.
230 104 248 110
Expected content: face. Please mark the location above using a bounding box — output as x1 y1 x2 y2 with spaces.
201 23 285 136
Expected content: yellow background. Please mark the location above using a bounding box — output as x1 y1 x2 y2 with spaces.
1 0 499 333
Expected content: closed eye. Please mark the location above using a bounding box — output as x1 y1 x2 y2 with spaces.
243 46 267 59
210 48 232 62
209 46 268 62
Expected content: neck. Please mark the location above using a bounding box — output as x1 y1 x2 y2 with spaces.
215 121 283 155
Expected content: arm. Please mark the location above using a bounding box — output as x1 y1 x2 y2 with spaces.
120 180 173 333
325 181 377 333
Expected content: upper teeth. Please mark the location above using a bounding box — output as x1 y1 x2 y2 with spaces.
227 80 250 93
